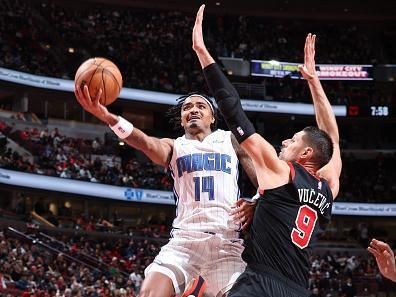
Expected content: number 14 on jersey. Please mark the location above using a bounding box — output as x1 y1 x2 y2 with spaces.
193 176 214 201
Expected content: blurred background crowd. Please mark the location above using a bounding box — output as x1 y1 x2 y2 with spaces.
0 0 396 296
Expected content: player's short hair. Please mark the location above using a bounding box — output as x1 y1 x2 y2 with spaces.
302 126 334 168
167 92 218 132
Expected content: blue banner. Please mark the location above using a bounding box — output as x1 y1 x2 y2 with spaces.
1 169 395 216
0 169 174 205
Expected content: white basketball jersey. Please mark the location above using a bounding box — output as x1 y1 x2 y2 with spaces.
169 129 240 234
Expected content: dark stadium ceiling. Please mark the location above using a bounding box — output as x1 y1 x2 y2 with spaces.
70 0 396 20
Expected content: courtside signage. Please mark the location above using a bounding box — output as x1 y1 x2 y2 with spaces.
0 169 395 215
332 202 396 216
0 169 174 205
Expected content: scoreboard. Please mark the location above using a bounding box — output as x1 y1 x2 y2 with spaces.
347 105 390 117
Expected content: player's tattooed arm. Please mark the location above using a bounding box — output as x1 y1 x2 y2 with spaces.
230 134 258 230
231 134 258 188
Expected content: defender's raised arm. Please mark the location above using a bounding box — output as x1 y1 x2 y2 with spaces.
299 34 342 197
192 5 290 190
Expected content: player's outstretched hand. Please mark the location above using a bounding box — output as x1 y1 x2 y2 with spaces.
230 199 256 231
75 85 109 123
298 33 318 81
192 4 207 53
368 238 396 282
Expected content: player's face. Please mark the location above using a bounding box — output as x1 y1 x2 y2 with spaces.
180 96 214 132
279 131 310 162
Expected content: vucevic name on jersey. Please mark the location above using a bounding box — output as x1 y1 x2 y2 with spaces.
169 129 240 235
242 162 333 289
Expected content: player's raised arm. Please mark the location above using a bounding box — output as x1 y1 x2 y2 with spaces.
192 5 215 70
299 34 342 197
75 85 173 167
192 5 288 186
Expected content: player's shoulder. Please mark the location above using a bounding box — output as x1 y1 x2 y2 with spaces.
211 129 234 145
317 166 339 199
212 129 231 139
174 134 188 142
161 137 174 146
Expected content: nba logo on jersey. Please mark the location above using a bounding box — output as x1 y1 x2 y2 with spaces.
318 181 322 190
236 126 244 136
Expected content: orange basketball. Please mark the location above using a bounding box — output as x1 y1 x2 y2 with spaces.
75 57 122 106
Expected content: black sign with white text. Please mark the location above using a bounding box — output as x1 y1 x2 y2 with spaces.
251 60 373 80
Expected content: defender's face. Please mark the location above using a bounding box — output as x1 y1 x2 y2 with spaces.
279 131 308 162
180 96 214 132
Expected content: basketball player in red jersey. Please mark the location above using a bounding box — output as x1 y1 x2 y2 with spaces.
193 5 342 296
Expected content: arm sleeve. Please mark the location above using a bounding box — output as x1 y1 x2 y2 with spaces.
203 63 256 143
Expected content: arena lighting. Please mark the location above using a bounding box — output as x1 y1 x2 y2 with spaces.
119 141 125 146
215 2 221 6
68 47 75 53
268 60 280 66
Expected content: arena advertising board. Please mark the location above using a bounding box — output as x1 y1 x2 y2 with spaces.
240 99 346 116
251 60 373 80
332 202 396 216
0 169 175 205
0 67 346 116
1 169 396 216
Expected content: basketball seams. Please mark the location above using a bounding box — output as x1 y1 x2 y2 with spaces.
101 67 107 106
75 67 94 86
75 58 106 84
87 58 108 97
103 68 122 92
75 58 121 106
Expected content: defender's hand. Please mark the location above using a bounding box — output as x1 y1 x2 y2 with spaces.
368 239 396 282
192 4 207 53
230 199 256 230
299 33 318 81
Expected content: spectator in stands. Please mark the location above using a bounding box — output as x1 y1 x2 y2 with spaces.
2 125 396 200
341 277 357 297
92 137 101 152
39 128 49 144
129 270 143 295
1 0 394 104
310 287 321 297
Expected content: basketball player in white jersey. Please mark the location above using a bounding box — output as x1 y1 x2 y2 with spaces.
74 86 258 296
